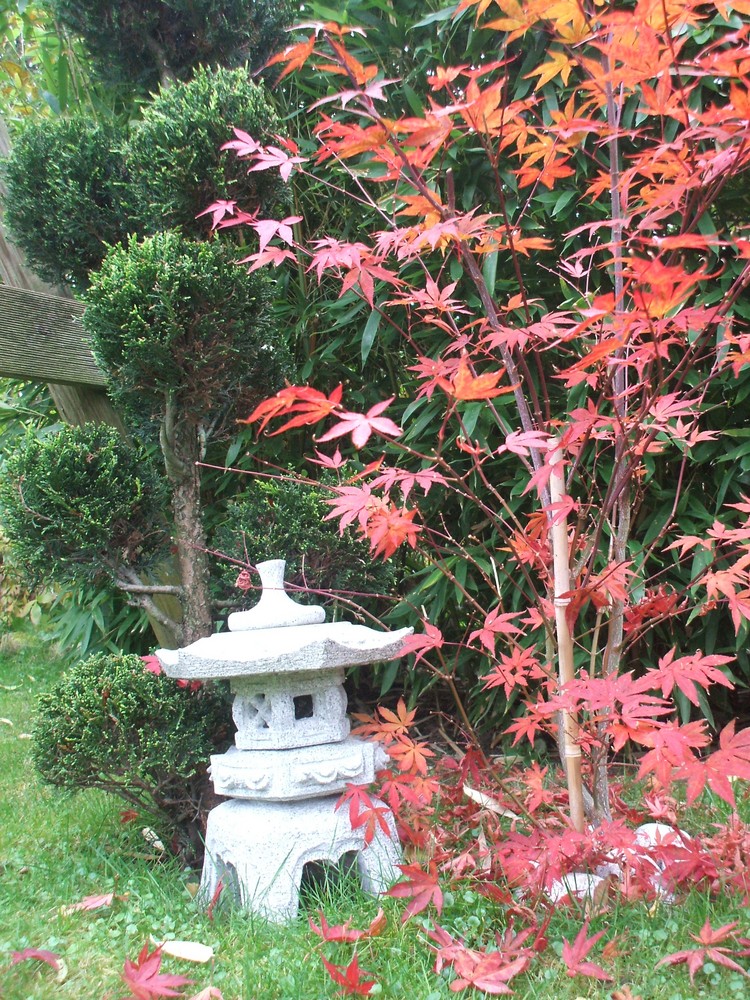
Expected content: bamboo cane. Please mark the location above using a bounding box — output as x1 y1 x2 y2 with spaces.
549 443 586 833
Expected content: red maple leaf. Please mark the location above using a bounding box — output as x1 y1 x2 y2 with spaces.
636 719 710 787
309 908 386 942
220 126 260 157
680 720 750 807
195 199 237 229
650 649 734 706
386 862 443 921
10 948 61 971
365 504 422 559
447 948 528 994
121 943 194 999
373 698 417 737
427 923 534 994
246 145 307 182
317 397 402 448
387 735 436 775
561 922 614 982
246 215 301 253
320 954 377 996
242 384 343 435
468 607 522 653
325 484 386 533
481 646 545 698
336 784 392 846
657 920 750 983
398 622 444 664
436 354 512 401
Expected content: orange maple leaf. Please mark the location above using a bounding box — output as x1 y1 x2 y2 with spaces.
264 35 316 82
437 355 514 401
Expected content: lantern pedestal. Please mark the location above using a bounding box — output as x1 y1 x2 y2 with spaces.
199 794 400 922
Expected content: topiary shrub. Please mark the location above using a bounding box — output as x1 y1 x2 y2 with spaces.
2 116 130 288
47 0 293 93
124 66 283 236
83 230 290 420
0 423 168 587
33 652 232 860
213 476 397 618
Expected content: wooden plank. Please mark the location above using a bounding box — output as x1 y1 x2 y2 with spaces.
0 284 107 387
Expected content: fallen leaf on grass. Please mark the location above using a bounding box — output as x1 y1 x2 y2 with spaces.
141 827 166 853
186 990 224 1000
10 948 61 971
150 938 215 963
310 907 386 942
60 891 126 915
0 717 13 726
656 919 750 983
561 922 614 982
10 949 67 982
122 943 194 998
321 954 377 996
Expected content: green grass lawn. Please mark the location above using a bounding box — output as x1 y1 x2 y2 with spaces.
1 630 748 999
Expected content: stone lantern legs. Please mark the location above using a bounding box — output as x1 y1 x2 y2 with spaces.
199 796 400 922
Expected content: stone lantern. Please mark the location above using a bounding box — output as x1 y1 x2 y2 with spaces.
157 559 412 922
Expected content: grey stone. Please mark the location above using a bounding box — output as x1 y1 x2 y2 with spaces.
227 559 326 631
209 738 389 801
156 620 414 681
199 795 401 923
231 668 349 750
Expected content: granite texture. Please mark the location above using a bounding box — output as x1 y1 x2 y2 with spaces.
209 737 389 801
199 795 401 922
156 621 413 681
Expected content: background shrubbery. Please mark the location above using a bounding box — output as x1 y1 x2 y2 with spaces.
33 652 232 860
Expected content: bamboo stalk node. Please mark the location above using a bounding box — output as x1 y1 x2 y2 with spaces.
553 597 571 607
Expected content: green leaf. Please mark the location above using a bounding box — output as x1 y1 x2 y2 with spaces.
361 308 381 367
402 82 423 117
482 251 498 293
412 6 456 27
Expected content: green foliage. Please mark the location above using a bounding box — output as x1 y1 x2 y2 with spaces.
43 579 153 658
124 67 284 236
213 475 396 615
32 651 231 855
46 0 294 93
83 230 290 420
0 422 168 586
0 1 118 119
2 115 130 288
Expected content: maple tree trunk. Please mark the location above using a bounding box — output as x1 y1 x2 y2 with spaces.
161 397 213 644
550 445 586 833
590 45 631 823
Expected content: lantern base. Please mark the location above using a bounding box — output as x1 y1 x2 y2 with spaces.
199 795 401 923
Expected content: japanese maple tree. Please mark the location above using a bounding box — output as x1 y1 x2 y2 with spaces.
214 0 750 871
